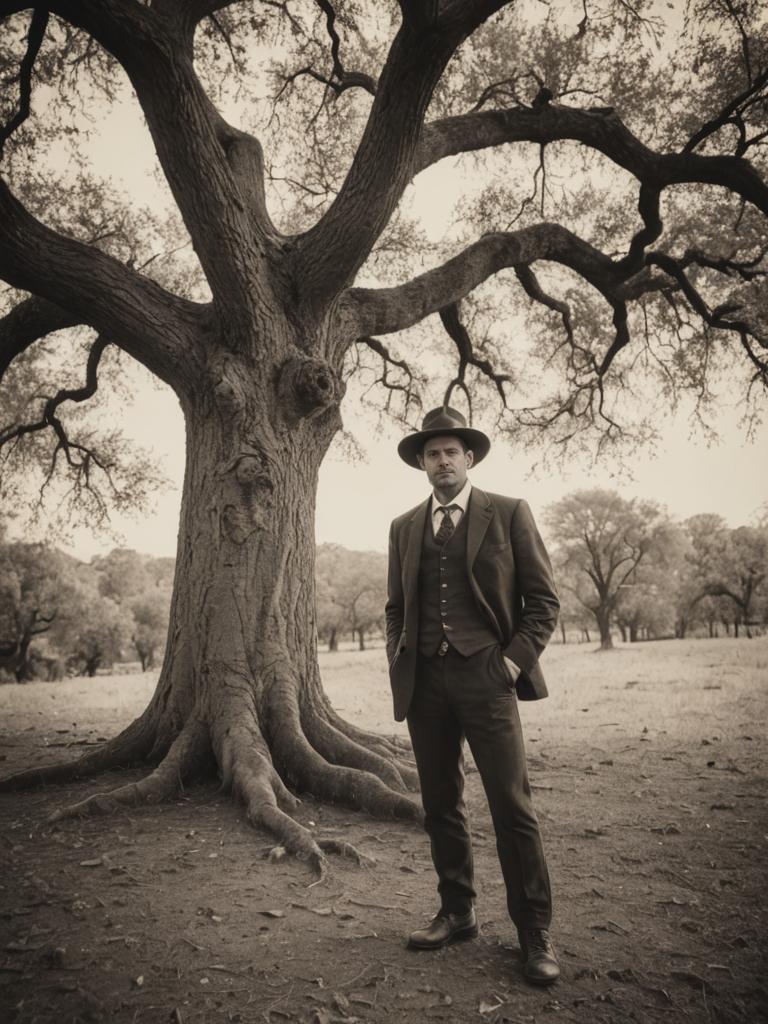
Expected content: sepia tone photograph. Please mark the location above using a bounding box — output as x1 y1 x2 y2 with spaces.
0 1 766 1022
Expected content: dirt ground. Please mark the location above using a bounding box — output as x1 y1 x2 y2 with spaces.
0 637 766 1024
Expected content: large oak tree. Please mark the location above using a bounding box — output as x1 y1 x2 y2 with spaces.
0 0 766 871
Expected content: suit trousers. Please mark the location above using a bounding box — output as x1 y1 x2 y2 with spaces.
406 644 552 930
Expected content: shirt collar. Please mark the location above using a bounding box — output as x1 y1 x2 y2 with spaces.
431 479 472 517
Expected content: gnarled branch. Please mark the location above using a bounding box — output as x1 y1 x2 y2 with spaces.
0 333 109 450
43 1 277 319
0 296 80 384
293 1 514 302
438 302 510 410
0 8 49 159
414 101 768 216
0 178 204 390
342 223 656 338
355 335 420 415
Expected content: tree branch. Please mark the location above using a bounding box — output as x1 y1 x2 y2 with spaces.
684 65 768 155
355 335 420 415
0 296 80 384
414 101 768 216
293 2 514 303
0 334 109 450
343 223 654 337
45 1 278 326
438 302 511 409
0 178 205 390
313 0 377 96
0 8 49 159
514 264 574 345
0 333 149 520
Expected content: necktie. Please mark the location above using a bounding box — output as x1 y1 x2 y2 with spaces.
435 504 460 545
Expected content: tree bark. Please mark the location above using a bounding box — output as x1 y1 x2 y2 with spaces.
1 340 420 873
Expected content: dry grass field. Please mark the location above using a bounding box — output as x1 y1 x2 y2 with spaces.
0 637 766 1024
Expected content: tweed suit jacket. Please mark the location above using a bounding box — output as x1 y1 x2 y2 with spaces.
385 487 560 722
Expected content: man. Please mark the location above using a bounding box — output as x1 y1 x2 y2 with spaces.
385 406 561 985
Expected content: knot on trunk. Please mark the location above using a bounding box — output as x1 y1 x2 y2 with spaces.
211 355 248 426
277 354 340 424
220 449 275 546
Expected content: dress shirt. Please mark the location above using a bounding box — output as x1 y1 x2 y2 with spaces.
430 479 472 536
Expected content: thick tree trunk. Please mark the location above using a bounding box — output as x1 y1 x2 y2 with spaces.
618 623 627 643
0 349 419 874
629 622 639 643
328 628 338 652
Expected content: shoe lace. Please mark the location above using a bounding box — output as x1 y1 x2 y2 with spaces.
522 929 550 953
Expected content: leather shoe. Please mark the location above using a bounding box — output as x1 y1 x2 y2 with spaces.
518 928 560 985
407 909 478 950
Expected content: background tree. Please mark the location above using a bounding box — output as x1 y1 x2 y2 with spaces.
129 591 170 671
705 525 768 637
64 591 127 677
315 544 387 651
0 540 75 681
676 513 731 634
614 525 688 641
0 2 766 870
92 548 173 668
678 515 768 637
546 489 672 649
552 583 595 643
315 544 348 652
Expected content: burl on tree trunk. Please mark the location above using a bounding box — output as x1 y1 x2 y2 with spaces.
0 345 420 877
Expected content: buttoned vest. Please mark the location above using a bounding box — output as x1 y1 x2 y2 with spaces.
417 507 499 656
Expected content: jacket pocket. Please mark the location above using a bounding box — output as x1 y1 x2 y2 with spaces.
494 646 517 690
389 629 407 669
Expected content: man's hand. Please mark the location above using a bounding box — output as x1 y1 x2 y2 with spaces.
504 656 521 683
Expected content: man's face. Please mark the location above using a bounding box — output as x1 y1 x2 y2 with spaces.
417 434 474 493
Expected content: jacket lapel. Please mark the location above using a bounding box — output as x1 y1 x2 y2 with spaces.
403 498 429 609
466 487 493 570
466 487 502 635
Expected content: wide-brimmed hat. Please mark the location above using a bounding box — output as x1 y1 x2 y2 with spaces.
397 406 491 468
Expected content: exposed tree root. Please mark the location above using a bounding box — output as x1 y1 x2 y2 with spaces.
0 653 422 881
303 713 410 793
0 711 156 793
47 718 210 822
218 724 372 881
269 674 422 821
320 706 420 789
